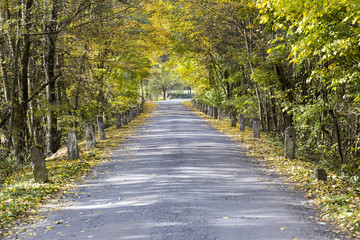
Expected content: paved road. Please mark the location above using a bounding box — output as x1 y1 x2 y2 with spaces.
14 100 336 240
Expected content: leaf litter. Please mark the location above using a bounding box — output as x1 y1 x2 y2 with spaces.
0 102 156 238
183 101 359 239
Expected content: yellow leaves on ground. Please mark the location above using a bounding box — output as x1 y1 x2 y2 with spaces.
0 102 157 238
183 101 360 238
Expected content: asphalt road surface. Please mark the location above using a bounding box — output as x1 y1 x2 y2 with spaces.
13 100 337 240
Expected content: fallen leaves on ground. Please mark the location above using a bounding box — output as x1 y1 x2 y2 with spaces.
0 102 156 237
183 102 360 239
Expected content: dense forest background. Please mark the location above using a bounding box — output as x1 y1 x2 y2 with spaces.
1 0 359 182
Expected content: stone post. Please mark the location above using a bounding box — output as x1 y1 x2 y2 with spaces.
67 131 79 160
218 108 222 120
116 113 122 129
252 118 260 138
97 115 106 140
130 108 134 120
130 108 135 120
213 108 218 119
30 146 48 183
122 112 128 125
131 108 134 120
284 126 296 159
85 123 96 150
314 168 327 181
126 110 131 123
230 112 237 127
239 114 245 132
129 109 133 121
134 107 139 117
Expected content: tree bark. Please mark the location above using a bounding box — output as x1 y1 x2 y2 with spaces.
162 87 166 100
329 109 344 164
0 51 11 102
45 0 60 155
20 0 34 150
9 14 23 161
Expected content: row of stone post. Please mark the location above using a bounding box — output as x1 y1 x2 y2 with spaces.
194 100 322 179
68 104 144 161
192 100 296 160
80 105 143 155
30 103 146 183
193 101 219 120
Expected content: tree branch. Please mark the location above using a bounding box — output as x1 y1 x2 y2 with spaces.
26 74 61 103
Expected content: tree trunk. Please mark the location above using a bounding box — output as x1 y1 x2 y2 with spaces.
162 88 166 100
20 0 34 150
269 88 278 131
9 17 23 161
329 109 344 165
45 0 60 155
0 51 11 102
274 63 294 129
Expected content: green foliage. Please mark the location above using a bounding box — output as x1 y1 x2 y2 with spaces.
167 0 360 180
146 62 183 100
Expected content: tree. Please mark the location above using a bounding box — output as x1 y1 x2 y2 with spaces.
166 0 360 175
147 62 182 100
0 0 157 165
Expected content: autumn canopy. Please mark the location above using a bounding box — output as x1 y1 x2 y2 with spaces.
0 0 359 197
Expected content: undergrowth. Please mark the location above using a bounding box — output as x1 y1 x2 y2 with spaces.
0 102 156 238
183 101 360 239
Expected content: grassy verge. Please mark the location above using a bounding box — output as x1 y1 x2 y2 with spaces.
0 102 156 237
183 101 360 239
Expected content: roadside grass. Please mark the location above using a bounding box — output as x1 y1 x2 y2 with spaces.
183 101 360 239
0 102 156 237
